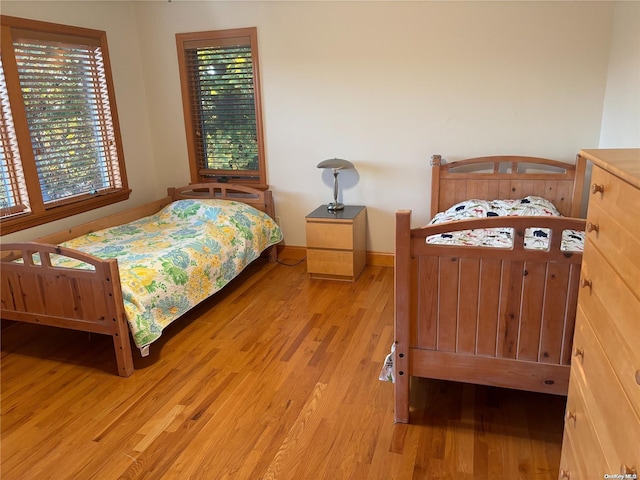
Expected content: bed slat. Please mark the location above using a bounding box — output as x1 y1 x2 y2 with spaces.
539 263 571 365
518 262 547 361
457 258 480 355
476 259 501 357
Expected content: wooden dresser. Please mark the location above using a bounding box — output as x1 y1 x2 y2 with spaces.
559 149 640 479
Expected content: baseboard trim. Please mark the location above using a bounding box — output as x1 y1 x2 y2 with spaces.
276 245 393 267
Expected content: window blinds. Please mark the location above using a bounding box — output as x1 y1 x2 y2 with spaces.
184 41 260 180
13 36 121 205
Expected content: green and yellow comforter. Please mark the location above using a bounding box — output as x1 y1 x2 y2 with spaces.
54 199 282 348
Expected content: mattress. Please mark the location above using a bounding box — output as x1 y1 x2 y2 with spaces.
425 196 584 252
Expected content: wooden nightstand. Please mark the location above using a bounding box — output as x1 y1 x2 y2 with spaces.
305 205 367 282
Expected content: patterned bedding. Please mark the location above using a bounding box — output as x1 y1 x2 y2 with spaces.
50 199 282 348
426 196 584 251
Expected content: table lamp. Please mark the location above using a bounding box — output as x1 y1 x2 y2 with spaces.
317 158 354 211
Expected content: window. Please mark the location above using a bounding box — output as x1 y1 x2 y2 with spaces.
0 15 129 234
176 27 267 188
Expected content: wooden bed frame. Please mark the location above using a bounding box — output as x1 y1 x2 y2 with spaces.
0 183 278 377
394 155 587 423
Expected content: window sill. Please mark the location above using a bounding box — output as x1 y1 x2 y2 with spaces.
0 189 132 235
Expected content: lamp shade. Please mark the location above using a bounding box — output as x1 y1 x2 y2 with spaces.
317 158 354 170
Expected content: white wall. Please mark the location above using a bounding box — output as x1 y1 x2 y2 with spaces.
1 1 619 254
133 1 613 252
599 1 640 148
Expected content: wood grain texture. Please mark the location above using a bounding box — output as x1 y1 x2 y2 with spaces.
1 260 566 479
431 155 585 217
559 149 640 478
395 155 586 425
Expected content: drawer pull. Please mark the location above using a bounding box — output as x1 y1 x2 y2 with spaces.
621 464 637 475
574 347 584 359
636 370 640 385
559 468 571 479
586 222 599 233
565 409 576 423
591 183 604 194
580 278 592 289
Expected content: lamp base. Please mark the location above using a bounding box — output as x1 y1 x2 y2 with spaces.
327 202 345 211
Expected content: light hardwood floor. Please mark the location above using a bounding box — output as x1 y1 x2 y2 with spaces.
1 255 566 479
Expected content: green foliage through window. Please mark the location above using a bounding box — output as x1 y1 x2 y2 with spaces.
188 46 259 172
177 28 266 187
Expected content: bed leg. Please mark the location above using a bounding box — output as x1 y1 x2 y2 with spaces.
268 245 278 263
395 210 412 423
113 315 134 377
395 368 410 423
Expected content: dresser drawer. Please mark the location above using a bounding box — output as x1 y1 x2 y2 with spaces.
579 242 640 417
306 222 353 250
589 165 640 242
562 374 610 478
558 427 586 480
584 200 640 289
572 311 640 467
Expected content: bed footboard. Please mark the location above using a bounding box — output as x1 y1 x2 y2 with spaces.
1 243 134 377
394 212 585 423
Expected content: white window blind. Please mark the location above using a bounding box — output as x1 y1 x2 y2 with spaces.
13 35 122 205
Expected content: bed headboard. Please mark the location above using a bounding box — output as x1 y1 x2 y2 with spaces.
430 155 586 218
168 183 276 220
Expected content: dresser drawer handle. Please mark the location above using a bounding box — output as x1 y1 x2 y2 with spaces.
636 370 640 385
565 409 576 424
559 468 571 479
574 347 584 359
591 183 604 194
586 222 599 233
621 464 637 475
580 278 592 289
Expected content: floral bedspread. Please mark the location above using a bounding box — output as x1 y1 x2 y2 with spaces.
53 199 283 348
426 196 584 252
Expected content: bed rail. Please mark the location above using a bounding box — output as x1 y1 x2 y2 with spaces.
408 214 586 262
1 242 133 376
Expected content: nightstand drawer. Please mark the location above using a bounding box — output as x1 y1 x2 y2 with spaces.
307 249 354 276
306 222 353 250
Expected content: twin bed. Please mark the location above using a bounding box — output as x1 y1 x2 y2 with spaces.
394 155 587 423
1 183 282 377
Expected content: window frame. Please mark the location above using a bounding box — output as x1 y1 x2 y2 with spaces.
176 27 267 189
0 15 130 235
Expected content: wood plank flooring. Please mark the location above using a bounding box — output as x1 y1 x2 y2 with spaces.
1 255 566 479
